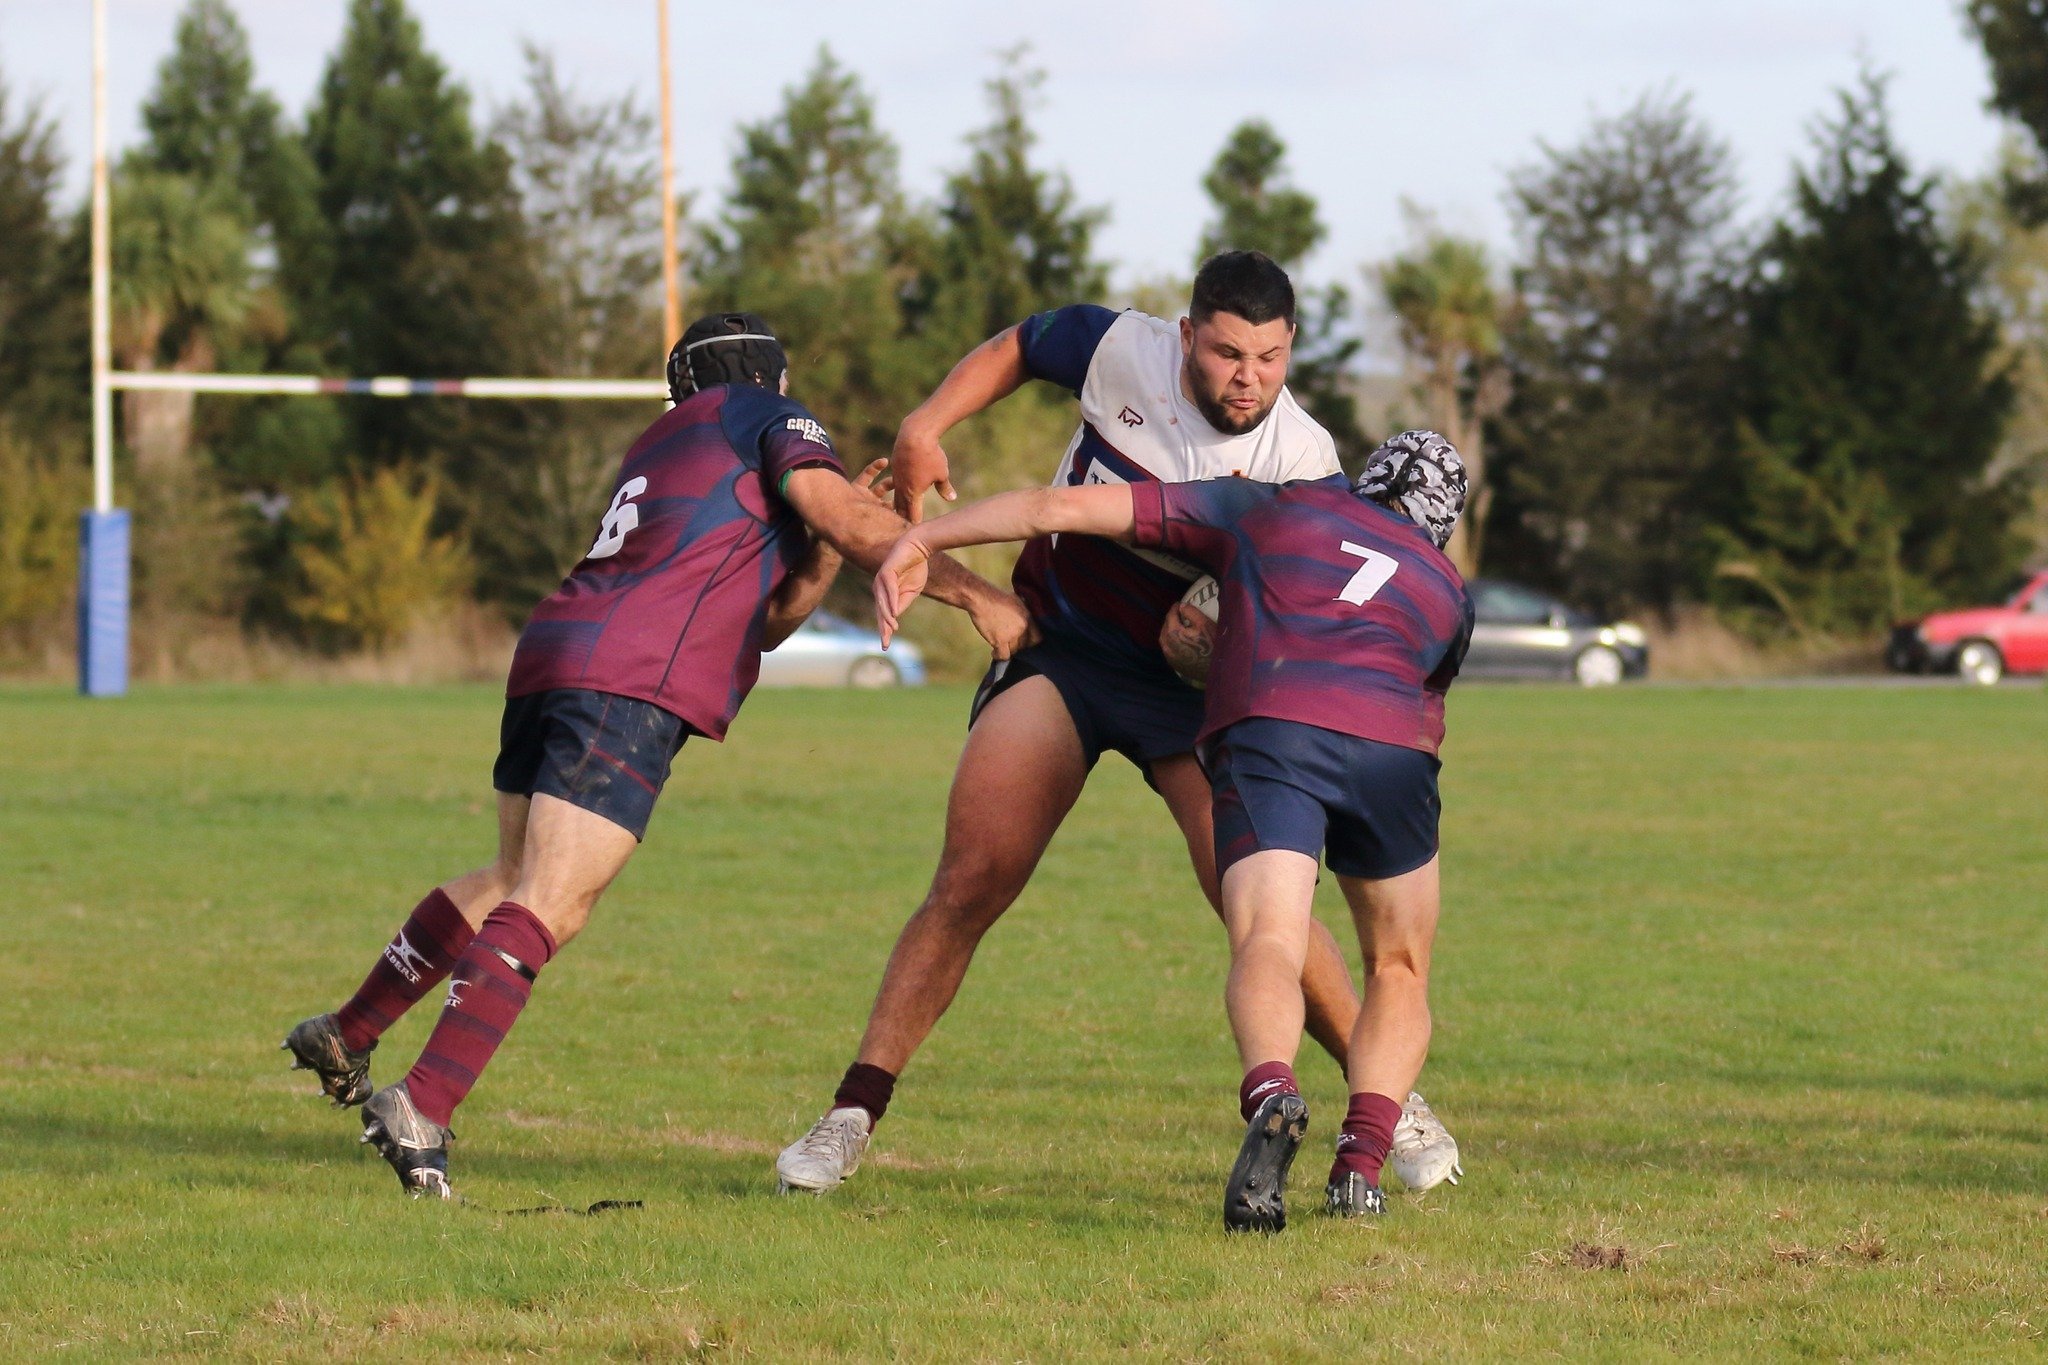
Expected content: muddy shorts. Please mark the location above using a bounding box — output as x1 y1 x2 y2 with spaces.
492 689 692 840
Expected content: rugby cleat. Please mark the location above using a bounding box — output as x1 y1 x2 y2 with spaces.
358 1083 454 1200
775 1107 871 1194
1223 1092 1309 1233
281 1013 376 1107
1388 1090 1462 1192
1325 1171 1388 1219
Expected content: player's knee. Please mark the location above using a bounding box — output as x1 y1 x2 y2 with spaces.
1363 947 1428 983
919 855 1022 933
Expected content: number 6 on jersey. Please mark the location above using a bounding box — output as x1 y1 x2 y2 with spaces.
588 477 649 560
1336 541 1399 604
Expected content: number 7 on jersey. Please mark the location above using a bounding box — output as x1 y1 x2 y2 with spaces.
1335 541 1399 605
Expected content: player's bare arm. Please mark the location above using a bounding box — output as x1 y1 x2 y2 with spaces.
891 324 1031 522
762 459 892 649
872 484 1136 641
783 466 1036 659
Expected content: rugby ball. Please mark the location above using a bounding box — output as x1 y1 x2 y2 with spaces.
1179 574 1221 622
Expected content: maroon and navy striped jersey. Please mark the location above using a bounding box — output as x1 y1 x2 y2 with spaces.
1010 304 1339 674
1130 474 1474 756
506 384 843 739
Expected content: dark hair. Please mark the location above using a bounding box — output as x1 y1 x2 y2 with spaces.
667 311 788 400
1189 250 1296 327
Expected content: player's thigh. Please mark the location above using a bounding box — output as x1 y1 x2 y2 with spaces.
494 791 531 877
516 791 641 911
932 675 1090 904
1336 857 1440 972
1218 848 1320 953
1148 752 1223 904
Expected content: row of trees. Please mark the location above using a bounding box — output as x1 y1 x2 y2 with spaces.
1 0 2044 671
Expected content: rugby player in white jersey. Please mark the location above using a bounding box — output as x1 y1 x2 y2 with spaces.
777 252 1462 1195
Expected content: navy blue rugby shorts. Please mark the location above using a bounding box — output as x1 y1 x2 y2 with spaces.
969 631 1205 774
1207 716 1440 881
492 689 693 841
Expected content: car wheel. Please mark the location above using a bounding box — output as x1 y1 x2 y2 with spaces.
1956 639 2004 686
1572 644 1625 687
847 655 901 689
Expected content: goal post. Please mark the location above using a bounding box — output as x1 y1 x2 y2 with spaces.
80 0 682 698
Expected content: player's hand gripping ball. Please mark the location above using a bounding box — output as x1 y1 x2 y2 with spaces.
1161 575 1219 689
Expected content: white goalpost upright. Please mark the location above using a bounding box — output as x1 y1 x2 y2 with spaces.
79 1 682 698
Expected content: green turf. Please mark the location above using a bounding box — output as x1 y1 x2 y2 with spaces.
2 682 2045 1360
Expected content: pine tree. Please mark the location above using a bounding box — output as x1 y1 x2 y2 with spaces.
1964 0 2048 222
299 0 532 470
1197 121 1322 266
0 68 75 435
1721 76 2020 633
696 49 923 468
916 48 1107 353
1488 92 1743 615
474 46 666 607
1194 120 1364 462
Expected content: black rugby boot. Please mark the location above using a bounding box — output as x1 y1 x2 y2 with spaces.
282 1013 375 1107
359 1083 454 1199
1223 1093 1309 1233
1325 1170 1388 1219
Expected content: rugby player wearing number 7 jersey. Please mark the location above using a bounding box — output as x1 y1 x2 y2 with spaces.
872 431 1473 1231
281 312 1031 1198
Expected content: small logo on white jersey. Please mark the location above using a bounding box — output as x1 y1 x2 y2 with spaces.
384 931 432 985
785 416 831 447
1248 1078 1289 1103
1118 405 1144 428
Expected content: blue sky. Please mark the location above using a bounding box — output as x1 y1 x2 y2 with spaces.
0 0 2012 291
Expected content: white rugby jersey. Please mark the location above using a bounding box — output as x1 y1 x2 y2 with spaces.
1012 304 1340 667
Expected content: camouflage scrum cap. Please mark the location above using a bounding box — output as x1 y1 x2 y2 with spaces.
1353 430 1467 550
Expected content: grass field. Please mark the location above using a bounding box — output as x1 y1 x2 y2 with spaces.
3 681 2046 1360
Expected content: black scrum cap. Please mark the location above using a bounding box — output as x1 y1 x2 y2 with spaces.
666 312 788 400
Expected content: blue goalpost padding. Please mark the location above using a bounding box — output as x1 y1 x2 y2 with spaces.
78 508 129 697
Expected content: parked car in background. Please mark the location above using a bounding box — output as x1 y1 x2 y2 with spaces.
1464 578 1650 686
759 610 925 688
1885 568 2048 685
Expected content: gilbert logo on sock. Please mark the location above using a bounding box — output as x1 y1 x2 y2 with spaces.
446 979 470 1010
1248 1078 1288 1102
384 931 432 985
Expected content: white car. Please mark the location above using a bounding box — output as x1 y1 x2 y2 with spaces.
758 611 925 688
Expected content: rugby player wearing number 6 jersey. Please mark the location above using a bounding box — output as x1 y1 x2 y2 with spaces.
281 313 1030 1198
871 431 1473 1231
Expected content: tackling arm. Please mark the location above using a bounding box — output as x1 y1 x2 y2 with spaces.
781 467 1035 658
872 485 1137 642
762 459 897 649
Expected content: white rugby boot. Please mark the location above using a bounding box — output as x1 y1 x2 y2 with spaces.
1387 1090 1463 1191
775 1106 872 1194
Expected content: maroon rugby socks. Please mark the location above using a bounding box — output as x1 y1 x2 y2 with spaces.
1331 1091 1403 1187
335 889 477 1052
402 902 558 1128
1238 1061 1300 1121
833 1062 897 1125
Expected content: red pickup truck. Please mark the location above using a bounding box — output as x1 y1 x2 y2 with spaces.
1886 568 2048 684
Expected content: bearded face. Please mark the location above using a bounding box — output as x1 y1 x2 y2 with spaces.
1178 312 1294 435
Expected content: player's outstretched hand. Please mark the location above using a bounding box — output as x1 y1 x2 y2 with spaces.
891 422 955 524
850 458 894 506
873 534 933 646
